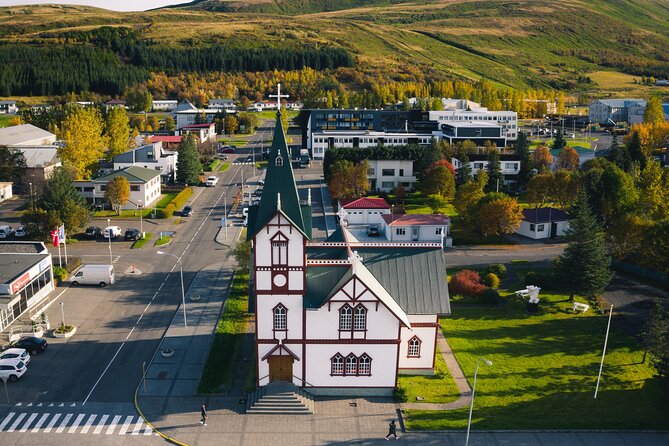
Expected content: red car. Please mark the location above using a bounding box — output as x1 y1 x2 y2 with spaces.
222 147 236 153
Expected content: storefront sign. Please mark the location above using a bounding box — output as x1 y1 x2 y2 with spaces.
11 272 31 294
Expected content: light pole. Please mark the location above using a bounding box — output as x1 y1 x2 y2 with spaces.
465 357 493 446
138 200 144 237
29 182 34 211
157 250 187 327
107 218 113 266
60 301 65 329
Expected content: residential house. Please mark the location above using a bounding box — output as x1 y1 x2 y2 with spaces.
338 197 391 226
73 166 162 210
0 124 56 146
149 135 183 151
0 100 18 114
588 99 647 125
452 153 522 187
104 99 127 109
15 146 62 190
367 160 417 192
180 123 217 145
516 207 570 239
0 182 12 202
208 98 236 112
245 112 451 396
251 101 277 112
108 142 177 183
152 100 178 111
381 214 451 246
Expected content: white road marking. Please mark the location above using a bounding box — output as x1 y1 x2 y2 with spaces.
118 415 134 435
55 413 72 433
131 419 144 435
93 414 108 434
7 412 26 432
43 413 60 433
82 342 125 405
126 327 135 339
19 413 37 432
31 413 49 432
106 415 121 435
143 424 153 435
80 414 97 434
144 302 151 312
68 413 85 433
158 282 164 290
0 412 15 431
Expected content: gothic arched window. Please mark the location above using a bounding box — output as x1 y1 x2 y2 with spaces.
275 156 283 166
345 354 357 375
358 354 371 375
273 304 287 331
339 305 352 331
353 305 367 331
408 336 421 357
331 354 344 375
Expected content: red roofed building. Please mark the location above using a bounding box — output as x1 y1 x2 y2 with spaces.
381 213 451 246
338 197 391 225
180 122 217 144
149 135 182 151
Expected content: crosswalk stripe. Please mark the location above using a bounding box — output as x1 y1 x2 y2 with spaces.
68 413 85 433
80 414 96 434
19 413 37 432
43 413 60 433
7 412 26 432
93 414 108 435
106 414 121 435
143 424 153 436
32 413 50 432
0 412 15 431
55 413 72 433
118 415 134 435
131 419 144 435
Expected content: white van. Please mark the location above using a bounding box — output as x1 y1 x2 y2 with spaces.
71 264 115 287
0 225 14 239
103 226 122 239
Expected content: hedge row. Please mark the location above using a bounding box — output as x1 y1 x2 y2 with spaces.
170 187 192 210
157 203 176 219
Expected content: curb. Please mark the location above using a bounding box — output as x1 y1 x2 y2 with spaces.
134 383 188 446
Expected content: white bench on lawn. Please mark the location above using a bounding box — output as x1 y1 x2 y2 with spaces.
515 285 541 303
572 302 590 313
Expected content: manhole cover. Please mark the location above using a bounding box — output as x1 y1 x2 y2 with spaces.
157 371 168 380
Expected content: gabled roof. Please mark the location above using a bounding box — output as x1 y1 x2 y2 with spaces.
522 207 571 224
95 166 160 184
595 99 646 108
340 197 390 210
0 124 55 146
150 135 182 144
13 146 60 168
382 214 450 226
113 143 169 164
170 100 197 113
247 111 311 240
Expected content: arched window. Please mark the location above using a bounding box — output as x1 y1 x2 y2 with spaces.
408 336 421 357
331 354 344 375
271 232 288 266
358 354 371 375
339 305 352 331
273 304 287 331
275 156 283 166
353 305 367 331
345 354 357 375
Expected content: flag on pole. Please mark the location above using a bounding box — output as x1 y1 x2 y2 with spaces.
51 228 59 247
58 225 65 244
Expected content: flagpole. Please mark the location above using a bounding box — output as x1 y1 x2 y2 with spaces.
594 304 614 399
63 235 68 265
57 242 62 268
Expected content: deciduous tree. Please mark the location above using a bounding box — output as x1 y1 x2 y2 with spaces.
643 299 669 381
126 88 153 113
531 146 552 172
0 145 27 185
474 193 523 237
454 173 486 224
176 133 203 185
426 194 449 214
105 107 130 160
527 172 554 206
328 160 368 199
58 107 108 179
644 96 666 124
556 147 579 171
105 176 130 215
420 165 455 200
224 115 239 135
637 160 669 221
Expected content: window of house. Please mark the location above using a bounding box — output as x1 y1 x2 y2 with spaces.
436 227 443 235
399 169 404 176
339 305 352 330
381 181 394 189
358 354 371 375
474 162 484 169
275 156 283 167
99 185 107 192
530 224 536 231
381 169 395 176
354 306 366 331
395 228 406 236
131 185 140 192
273 305 287 330
271 233 288 266
368 168 375 175
408 336 421 357
345 354 358 375
331 354 344 375
537 224 545 231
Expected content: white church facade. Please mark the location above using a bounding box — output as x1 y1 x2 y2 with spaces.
246 112 451 396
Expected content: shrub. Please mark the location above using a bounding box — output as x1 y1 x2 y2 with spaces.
484 273 500 289
393 386 408 402
53 266 68 282
488 263 507 278
159 203 176 219
450 270 487 296
481 288 500 305
170 187 193 210
524 269 555 289
55 323 75 334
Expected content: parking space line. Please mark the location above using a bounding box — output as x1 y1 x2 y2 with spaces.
136 314 143 324
18 413 37 432
83 342 125 405
80 414 97 434
31 413 49 432
93 414 108 434
118 415 133 435
55 413 72 433
7 412 26 432
126 327 135 339
105 415 121 435
43 413 60 433
68 413 85 433
158 282 164 290
0 412 15 431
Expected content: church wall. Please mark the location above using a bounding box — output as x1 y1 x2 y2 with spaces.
256 294 304 341
398 314 438 371
257 343 304 387
254 215 305 269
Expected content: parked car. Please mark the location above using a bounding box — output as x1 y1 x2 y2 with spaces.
0 358 27 382
14 226 26 237
182 206 192 217
0 348 31 365
124 229 140 241
367 225 381 237
258 177 265 186
84 226 102 239
221 146 236 154
254 187 264 196
12 337 47 355
206 176 219 187
0 225 14 239
103 226 122 239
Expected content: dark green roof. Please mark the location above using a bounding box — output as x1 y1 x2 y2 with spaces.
325 226 346 243
305 265 350 309
248 112 311 240
96 166 160 183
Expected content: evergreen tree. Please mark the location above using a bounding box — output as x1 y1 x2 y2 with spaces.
457 153 473 186
486 148 502 193
40 167 90 232
514 132 532 189
0 146 27 186
554 189 613 301
607 133 631 171
553 130 566 151
626 130 647 170
176 134 202 185
643 299 669 371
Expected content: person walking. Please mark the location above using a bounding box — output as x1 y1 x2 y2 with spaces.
200 403 208 426
385 420 399 440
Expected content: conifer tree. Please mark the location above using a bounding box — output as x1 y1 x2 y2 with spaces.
607 133 631 171
514 132 532 189
626 130 647 170
553 130 566 151
457 153 473 186
40 167 90 232
176 134 202 185
486 148 502 193
554 189 613 301
643 299 669 381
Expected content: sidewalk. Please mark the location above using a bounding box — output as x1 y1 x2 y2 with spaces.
318 180 336 238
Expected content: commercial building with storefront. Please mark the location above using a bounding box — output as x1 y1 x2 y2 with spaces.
0 242 54 333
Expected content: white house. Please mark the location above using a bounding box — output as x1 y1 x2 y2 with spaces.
208 98 236 112
180 123 217 144
73 166 162 210
452 154 522 187
15 146 62 190
0 100 18 114
310 130 432 160
0 124 56 146
367 159 417 192
381 214 451 246
0 182 12 202
109 142 177 183
338 197 391 226
245 112 451 398
152 100 178 111
251 101 277 112
516 207 570 239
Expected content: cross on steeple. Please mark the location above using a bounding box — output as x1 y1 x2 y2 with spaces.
269 83 289 110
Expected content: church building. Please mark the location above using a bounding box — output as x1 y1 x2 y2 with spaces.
246 112 451 396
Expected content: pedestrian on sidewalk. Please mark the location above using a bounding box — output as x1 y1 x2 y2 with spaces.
385 420 399 440
200 403 208 426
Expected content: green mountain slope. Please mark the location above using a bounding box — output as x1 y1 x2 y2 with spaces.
171 0 425 14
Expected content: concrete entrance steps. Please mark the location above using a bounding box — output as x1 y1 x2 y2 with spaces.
246 382 314 415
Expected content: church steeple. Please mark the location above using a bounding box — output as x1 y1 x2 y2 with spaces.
247 110 310 240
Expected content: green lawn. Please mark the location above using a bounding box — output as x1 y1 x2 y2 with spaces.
219 162 230 172
0 115 15 128
396 349 460 404
131 233 152 249
154 235 171 246
92 209 153 218
404 284 669 430
155 192 179 209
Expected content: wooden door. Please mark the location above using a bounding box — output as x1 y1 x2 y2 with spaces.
268 355 293 382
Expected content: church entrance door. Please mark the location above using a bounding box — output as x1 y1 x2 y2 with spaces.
268 355 293 382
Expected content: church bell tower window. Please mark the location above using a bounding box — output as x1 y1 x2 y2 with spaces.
275 155 283 167
271 232 288 266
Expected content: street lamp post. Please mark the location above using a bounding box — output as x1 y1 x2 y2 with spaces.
157 251 187 327
465 357 493 446
29 182 34 211
107 218 113 266
138 200 144 237
60 302 65 329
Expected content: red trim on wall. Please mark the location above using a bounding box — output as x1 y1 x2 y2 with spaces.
394 323 401 389
258 338 400 345
410 322 440 328
432 326 438 370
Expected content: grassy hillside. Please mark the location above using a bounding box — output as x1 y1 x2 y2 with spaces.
0 0 668 96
